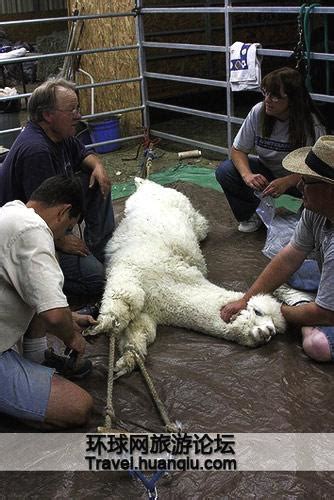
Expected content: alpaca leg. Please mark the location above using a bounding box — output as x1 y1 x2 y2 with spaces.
160 281 242 339
114 313 157 378
189 208 209 242
91 273 146 337
161 282 274 347
170 187 209 241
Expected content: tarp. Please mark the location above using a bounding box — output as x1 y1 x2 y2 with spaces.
1 182 332 498
112 165 303 214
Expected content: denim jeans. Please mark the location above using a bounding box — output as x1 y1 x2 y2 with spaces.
215 158 300 222
288 259 320 292
58 171 115 297
0 349 54 421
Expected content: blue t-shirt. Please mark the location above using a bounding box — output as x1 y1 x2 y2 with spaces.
0 121 92 205
290 209 334 312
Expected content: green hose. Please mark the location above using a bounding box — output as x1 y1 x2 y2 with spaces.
323 14 330 94
301 3 320 92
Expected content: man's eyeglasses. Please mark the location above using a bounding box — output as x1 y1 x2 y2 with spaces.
54 106 81 115
260 89 288 102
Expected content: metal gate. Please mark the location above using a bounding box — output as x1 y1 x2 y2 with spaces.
0 2 333 155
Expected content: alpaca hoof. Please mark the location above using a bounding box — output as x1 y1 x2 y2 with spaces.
250 325 276 345
114 351 136 378
113 368 129 380
82 324 101 339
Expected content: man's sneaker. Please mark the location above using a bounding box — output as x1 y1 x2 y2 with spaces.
273 284 316 307
238 213 262 233
43 347 93 380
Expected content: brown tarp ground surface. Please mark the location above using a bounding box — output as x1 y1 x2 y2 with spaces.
1 182 334 498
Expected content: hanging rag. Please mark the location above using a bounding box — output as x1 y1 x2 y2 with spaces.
0 47 27 61
229 42 262 91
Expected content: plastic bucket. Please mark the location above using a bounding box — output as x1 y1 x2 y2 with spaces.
76 125 91 148
88 118 120 154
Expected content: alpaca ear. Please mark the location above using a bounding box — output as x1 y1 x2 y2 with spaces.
273 309 287 334
265 296 287 334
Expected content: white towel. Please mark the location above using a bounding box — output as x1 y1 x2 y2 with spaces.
0 47 27 61
0 86 18 97
229 42 262 92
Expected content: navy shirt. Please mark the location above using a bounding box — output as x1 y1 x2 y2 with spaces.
0 121 92 205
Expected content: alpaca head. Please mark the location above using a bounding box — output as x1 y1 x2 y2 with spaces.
247 294 286 333
231 293 286 346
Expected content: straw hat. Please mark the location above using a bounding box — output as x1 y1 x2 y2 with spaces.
282 135 334 184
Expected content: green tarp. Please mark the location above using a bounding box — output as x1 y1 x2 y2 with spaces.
111 164 302 213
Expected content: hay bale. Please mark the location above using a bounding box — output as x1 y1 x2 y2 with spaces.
67 1 142 137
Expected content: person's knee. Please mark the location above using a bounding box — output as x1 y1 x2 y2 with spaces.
60 389 93 427
59 387 93 428
79 271 105 296
302 328 332 362
89 278 105 296
82 260 106 296
73 390 93 426
46 376 93 428
62 255 106 297
215 159 236 186
64 274 105 297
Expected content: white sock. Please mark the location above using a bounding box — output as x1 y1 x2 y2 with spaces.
23 336 48 364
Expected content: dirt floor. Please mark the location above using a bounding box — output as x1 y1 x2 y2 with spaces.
1 181 334 498
100 136 223 187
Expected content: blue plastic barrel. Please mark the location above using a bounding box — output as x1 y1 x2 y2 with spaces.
88 118 120 154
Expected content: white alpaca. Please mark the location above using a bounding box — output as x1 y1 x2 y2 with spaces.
93 178 286 377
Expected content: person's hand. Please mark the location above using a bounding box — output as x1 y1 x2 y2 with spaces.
64 313 98 363
242 173 269 191
72 311 98 333
66 330 87 357
56 234 90 257
220 297 248 323
262 177 291 198
89 163 111 198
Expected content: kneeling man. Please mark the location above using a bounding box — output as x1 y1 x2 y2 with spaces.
0 176 94 428
221 136 334 362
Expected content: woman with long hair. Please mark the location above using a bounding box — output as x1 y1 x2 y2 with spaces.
215 67 328 232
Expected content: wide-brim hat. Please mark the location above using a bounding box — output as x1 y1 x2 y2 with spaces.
282 135 334 184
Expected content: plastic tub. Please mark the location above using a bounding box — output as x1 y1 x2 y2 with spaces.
88 118 120 154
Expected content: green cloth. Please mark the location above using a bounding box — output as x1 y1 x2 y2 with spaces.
111 164 302 213
111 165 218 199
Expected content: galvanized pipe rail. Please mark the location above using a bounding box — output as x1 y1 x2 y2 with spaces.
141 6 334 15
0 12 136 27
0 4 333 154
0 45 139 66
143 41 334 63
0 9 144 148
139 2 334 154
0 77 142 102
